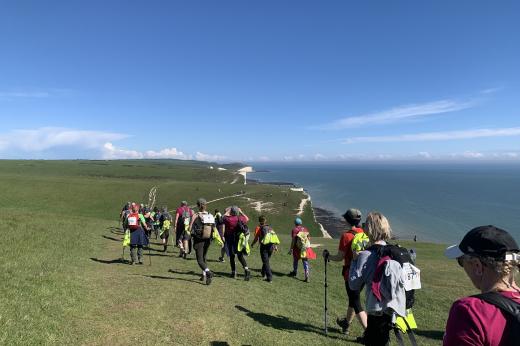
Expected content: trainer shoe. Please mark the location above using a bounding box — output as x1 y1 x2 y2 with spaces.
336 317 350 335
206 271 213 285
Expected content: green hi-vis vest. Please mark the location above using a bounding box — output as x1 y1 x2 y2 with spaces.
395 309 418 332
351 232 370 252
212 227 224 247
261 228 280 245
237 233 250 255
122 230 130 247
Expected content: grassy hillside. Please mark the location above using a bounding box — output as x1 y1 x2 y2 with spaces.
0 160 474 345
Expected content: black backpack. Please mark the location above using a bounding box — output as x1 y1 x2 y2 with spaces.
378 244 417 309
235 218 249 236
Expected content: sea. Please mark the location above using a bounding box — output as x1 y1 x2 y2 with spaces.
248 162 520 244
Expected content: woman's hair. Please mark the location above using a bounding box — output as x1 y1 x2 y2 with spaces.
259 215 267 224
478 255 520 286
365 211 392 242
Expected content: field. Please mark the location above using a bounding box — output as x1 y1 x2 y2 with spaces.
0 160 475 345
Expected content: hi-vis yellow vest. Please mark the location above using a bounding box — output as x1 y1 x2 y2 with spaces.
261 227 280 245
212 227 224 247
351 232 370 252
237 233 250 255
395 309 417 332
122 230 130 247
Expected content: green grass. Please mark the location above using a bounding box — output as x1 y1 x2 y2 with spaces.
0 160 475 345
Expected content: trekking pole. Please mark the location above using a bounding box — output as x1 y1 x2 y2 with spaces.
324 255 328 335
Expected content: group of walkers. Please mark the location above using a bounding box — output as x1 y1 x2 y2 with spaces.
323 208 520 346
120 201 520 346
120 199 314 285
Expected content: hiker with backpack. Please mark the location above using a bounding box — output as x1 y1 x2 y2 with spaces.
174 201 193 259
323 208 368 341
189 198 215 285
159 207 172 252
251 215 280 283
443 225 520 346
127 203 150 265
288 217 314 282
222 206 252 280
152 206 161 240
349 212 412 346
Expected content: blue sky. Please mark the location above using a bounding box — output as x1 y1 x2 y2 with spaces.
0 1 519 162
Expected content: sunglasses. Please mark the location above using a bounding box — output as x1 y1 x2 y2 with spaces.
457 256 465 267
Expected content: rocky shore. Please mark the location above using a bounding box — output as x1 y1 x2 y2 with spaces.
313 207 346 239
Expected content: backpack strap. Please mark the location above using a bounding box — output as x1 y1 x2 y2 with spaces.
472 292 520 324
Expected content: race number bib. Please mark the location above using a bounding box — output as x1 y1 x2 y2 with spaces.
402 263 421 291
127 216 138 226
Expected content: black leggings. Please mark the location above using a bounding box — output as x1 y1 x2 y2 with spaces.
230 251 248 272
364 314 392 346
193 238 210 271
345 280 364 314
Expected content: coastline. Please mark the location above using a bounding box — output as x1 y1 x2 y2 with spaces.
246 176 340 239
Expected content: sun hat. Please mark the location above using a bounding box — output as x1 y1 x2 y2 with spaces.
295 217 303 225
343 208 362 225
445 225 520 260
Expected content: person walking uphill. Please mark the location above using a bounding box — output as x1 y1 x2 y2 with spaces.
174 201 193 259
127 203 149 265
223 206 251 280
189 198 215 285
251 215 280 283
323 208 368 339
159 207 172 252
443 225 520 346
288 217 312 282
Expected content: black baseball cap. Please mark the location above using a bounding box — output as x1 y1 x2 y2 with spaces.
445 225 519 260
342 208 362 225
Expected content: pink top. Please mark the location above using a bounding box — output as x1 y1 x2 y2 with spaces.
443 290 520 346
175 206 193 218
291 226 309 259
223 215 248 237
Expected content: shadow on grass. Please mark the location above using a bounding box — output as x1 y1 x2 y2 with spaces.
414 330 444 341
209 342 230 346
235 305 343 340
250 268 287 277
102 235 121 242
141 273 205 285
90 257 127 265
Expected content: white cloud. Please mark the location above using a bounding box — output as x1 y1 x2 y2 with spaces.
342 127 520 144
0 91 50 98
313 153 327 160
102 142 144 159
418 152 432 159
0 127 128 152
194 151 227 162
314 99 475 130
145 148 189 160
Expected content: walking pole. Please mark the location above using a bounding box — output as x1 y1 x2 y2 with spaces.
324 255 328 335
147 230 152 266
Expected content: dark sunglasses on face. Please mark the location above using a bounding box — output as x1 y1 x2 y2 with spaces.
457 256 465 267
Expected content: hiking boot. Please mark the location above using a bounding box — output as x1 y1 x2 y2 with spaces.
336 317 350 335
218 256 225 263
355 333 366 343
183 253 187 260
199 275 205 281
264 278 272 283
206 271 213 285
288 271 297 277
138 261 144 265
244 269 251 281
178 252 183 258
